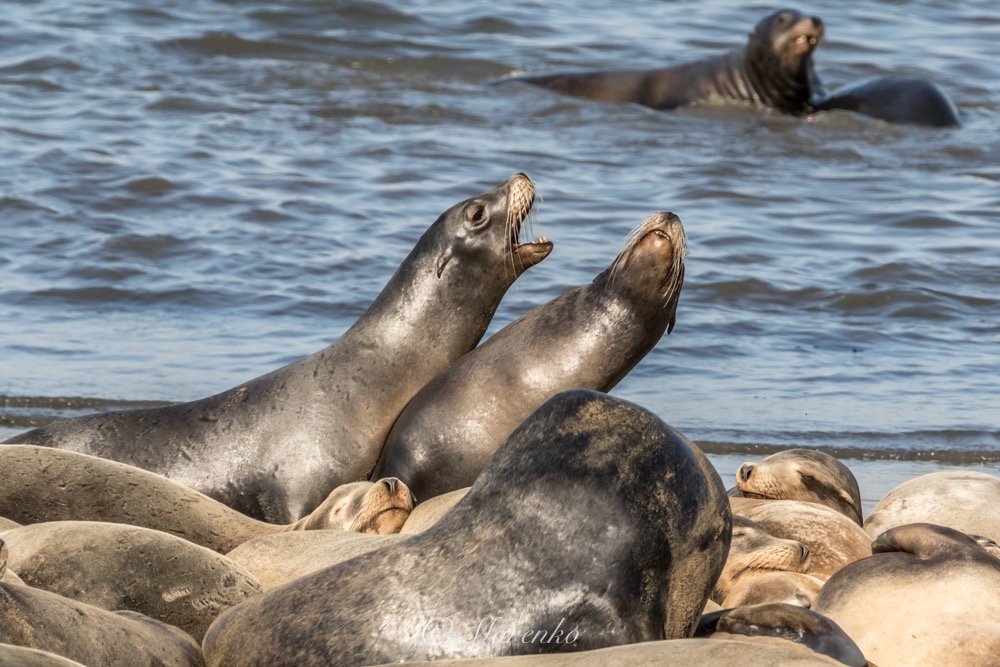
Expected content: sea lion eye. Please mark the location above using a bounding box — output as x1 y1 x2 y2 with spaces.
467 204 488 226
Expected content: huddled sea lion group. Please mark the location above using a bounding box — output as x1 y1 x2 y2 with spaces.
0 7 986 667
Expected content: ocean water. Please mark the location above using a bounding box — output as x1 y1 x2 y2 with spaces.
1 0 998 511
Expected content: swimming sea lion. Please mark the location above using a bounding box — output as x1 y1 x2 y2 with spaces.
0 445 413 553
4 174 551 524
374 211 687 500
203 390 731 667
510 9 824 115
1 537 203 667
1 521 261 641
712 515 811 603
864 469 1000 544
733 499 872 580
814 76 960 127
814 523 1000 667
728 449 863 525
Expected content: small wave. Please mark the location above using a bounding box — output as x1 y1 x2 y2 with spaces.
0 395 174 430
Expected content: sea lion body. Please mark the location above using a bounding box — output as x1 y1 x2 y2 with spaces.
374 211 686 500
1 521 261 641
864 470 1000 543
814 523 1000 666
814 76 960 127
4 175 551 524
512 9 824 115
1 536 203 667
203 390 731 667
0 446 413 553
733 500 871 580
728 448 863 525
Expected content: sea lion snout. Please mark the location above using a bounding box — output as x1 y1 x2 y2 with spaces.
739 463 755 483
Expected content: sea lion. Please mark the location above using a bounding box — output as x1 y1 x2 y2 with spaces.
369 639 848 666
226 531 406 590
814 523 1000 666
202 390 731 667
697 603 870 667
400 487 470 534
3 174 552 524
712 515 811 603
0 445 413 553
374 211 687 500
509 9 824 115
733 500 871 580
813 76 960 127
721 570 823 609
727 449 863 525
864 469 1000 544
0 645 89 667
1 538 203 667
1 521 261 641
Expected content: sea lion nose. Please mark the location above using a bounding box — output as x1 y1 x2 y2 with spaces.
381 477 399 495
739 464 754 483
799 542 811 562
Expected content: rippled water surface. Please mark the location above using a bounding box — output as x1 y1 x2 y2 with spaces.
2 0 998 502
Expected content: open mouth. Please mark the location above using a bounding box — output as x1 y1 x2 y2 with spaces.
506 174 553 270
787 19 823 52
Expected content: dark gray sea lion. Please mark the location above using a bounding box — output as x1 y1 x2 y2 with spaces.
1 521 261 641
509 9 824 115
3 174 551 524
1 537 204 667
697 603 870 667
712 515 811 604
0 445 414 553
373 211 686 501
727 449 863 525
864 469 1000 543
814 76 960 127
203 390 731 667
814 523 1000 666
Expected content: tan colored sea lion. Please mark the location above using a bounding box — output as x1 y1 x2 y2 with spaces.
864 469 1000 543
1 521 261 641
712 515 811 603
399 487 469 534
814 523 1000 666
722 571 824 609
733 499 871 580
728 448 862 524
226 531 406 590
0 445 413 553
1 537 203 667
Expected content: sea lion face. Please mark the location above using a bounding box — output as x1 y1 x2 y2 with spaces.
291 478 415 533
439 173 552 279
608 211 687 332
753 9 824 63
736 449 863 525
713 516 812 602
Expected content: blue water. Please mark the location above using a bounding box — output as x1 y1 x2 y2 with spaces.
1 0 998 507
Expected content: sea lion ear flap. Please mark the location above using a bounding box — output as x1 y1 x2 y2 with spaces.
436 249 453 278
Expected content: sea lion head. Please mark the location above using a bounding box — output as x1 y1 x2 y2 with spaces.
288 478 415 534
433 173 552 281
736 449 863 525
713 515 812 603
746 9 824 112
607 211 687 333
